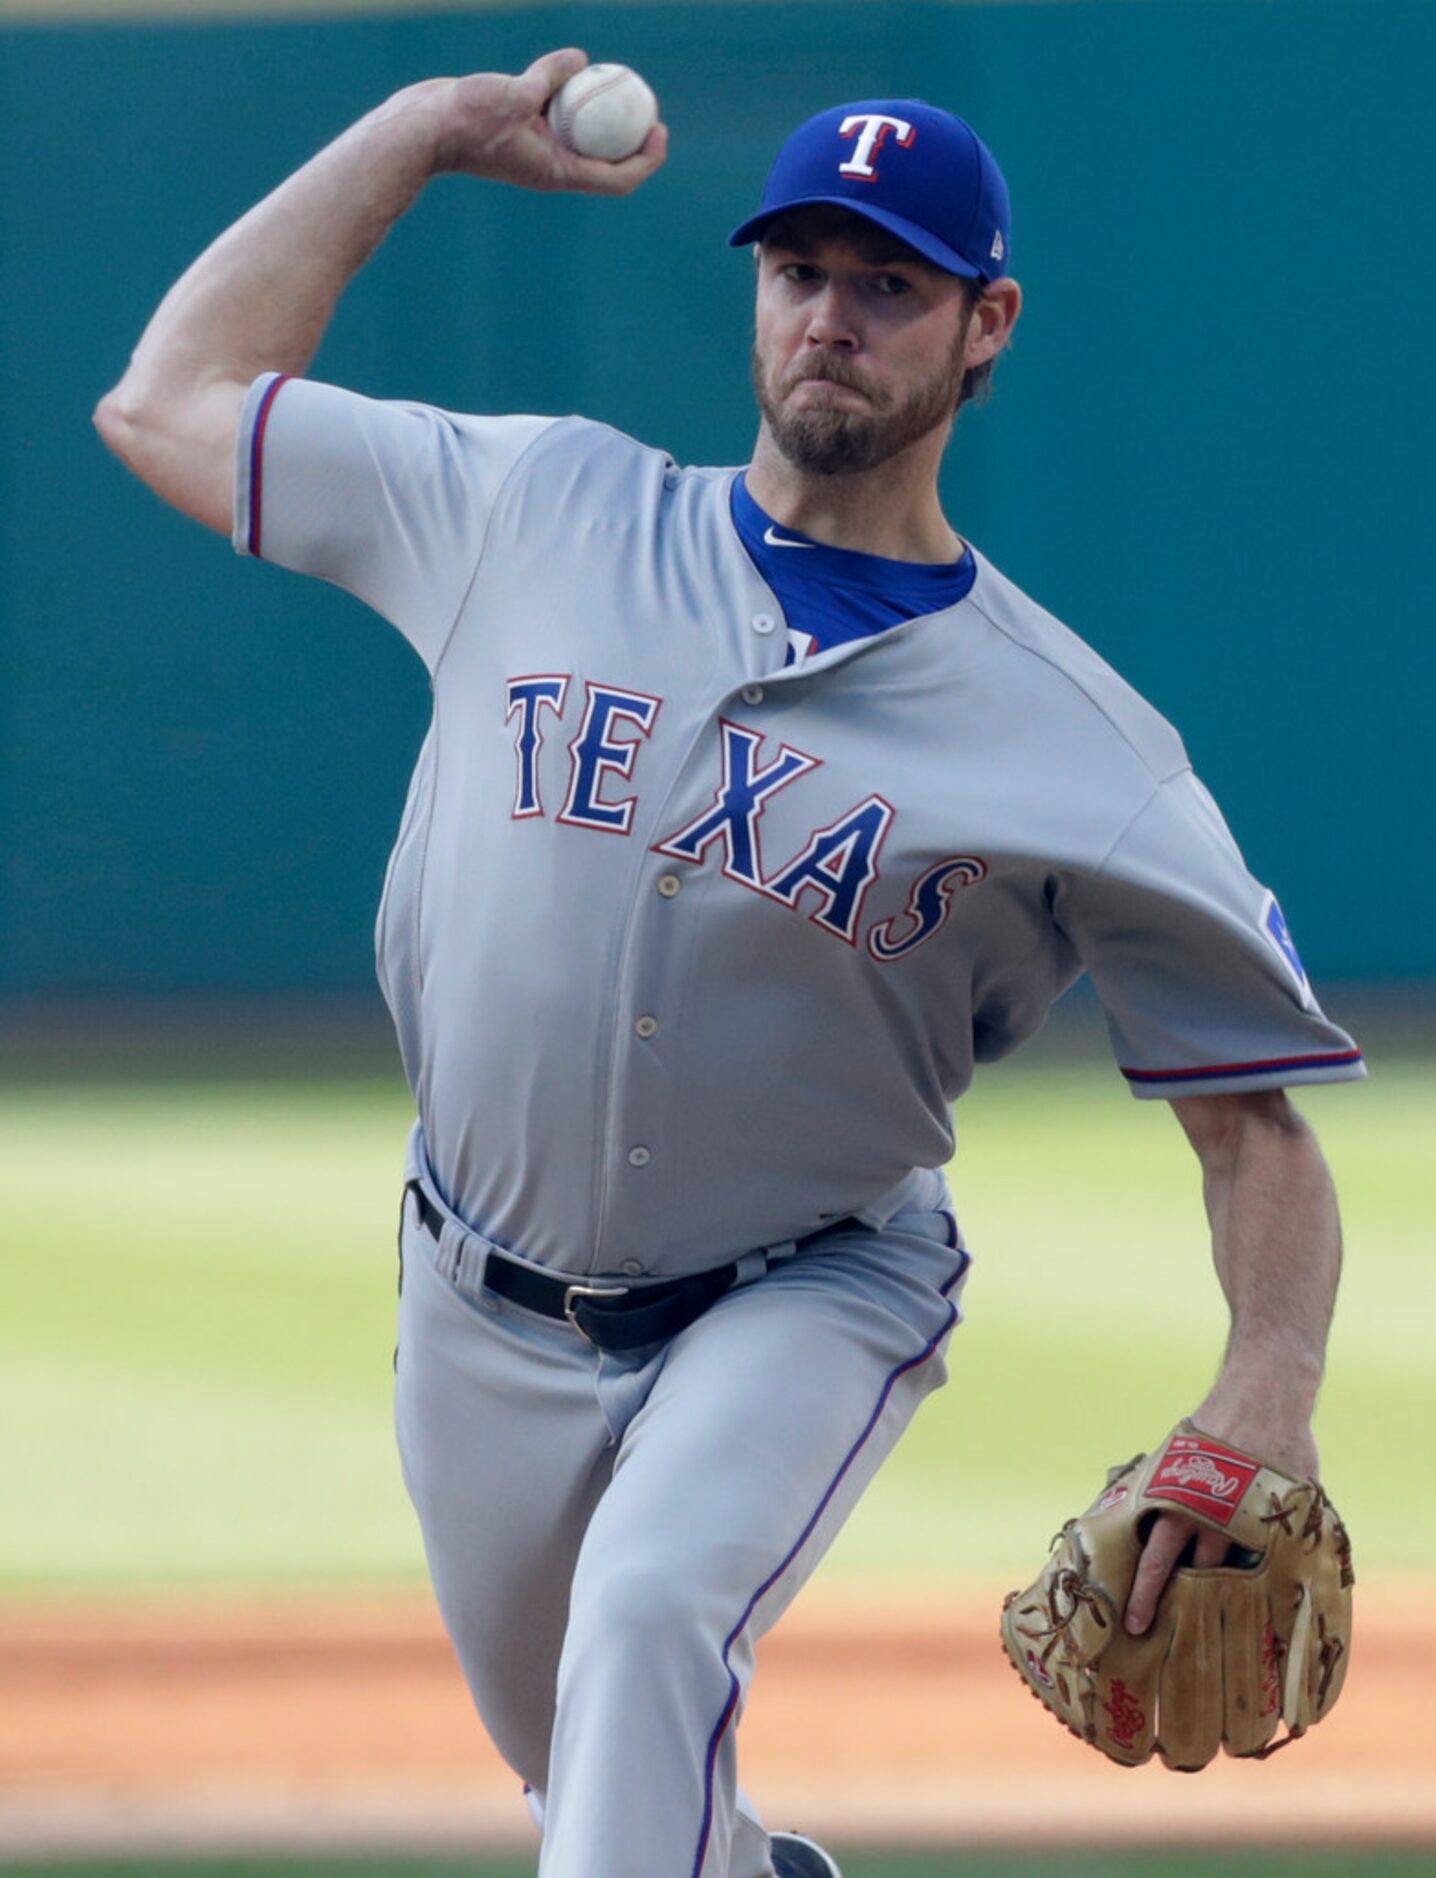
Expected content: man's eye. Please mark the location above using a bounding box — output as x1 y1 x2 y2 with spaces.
783 262 819 282
875 274 912 296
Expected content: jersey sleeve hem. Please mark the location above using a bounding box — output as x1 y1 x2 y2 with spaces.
1122 1049 1366 1099
232 371 293 559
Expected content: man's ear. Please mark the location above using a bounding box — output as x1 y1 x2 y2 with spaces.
967 276 1022 369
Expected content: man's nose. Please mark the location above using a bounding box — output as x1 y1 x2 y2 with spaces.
804 283 861 350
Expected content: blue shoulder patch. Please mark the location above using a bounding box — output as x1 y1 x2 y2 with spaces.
1262 893 1314 1004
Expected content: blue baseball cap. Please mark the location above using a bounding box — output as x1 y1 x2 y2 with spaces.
728 99 1012 281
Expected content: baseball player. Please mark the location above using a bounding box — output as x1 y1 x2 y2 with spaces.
96 50 1363 1878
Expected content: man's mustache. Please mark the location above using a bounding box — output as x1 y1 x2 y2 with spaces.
781 357 879 400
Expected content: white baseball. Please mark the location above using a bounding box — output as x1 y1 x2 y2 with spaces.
549 63 658 163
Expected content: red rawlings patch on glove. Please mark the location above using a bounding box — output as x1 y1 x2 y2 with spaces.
1102 1678 1147 1751
1146 1431 1259 1527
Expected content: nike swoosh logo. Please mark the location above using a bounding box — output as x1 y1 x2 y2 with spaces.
763 525 816 550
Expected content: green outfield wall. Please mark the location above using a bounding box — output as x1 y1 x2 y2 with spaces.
1 0 1430 996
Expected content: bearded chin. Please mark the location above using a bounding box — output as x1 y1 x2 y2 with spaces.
764 405 890 476
752 340 966 477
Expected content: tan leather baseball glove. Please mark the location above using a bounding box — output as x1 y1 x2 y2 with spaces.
999 1422 1354 1770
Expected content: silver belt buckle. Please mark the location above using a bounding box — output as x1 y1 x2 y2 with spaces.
563 1281 631 1340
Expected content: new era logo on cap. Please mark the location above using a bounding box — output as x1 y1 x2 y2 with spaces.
727 97 1013 282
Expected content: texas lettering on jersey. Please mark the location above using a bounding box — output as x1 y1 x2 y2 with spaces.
505 674 986 960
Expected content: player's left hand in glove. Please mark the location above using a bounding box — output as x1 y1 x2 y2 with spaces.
998 1422 1354 1770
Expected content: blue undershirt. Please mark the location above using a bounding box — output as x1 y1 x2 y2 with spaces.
731 472 976 666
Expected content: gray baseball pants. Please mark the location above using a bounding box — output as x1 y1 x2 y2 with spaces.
393 1172 968 1878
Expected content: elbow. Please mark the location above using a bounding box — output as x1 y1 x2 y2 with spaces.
91 369 240 536
93 380 146 467
94 359 178 469
93 373 178 491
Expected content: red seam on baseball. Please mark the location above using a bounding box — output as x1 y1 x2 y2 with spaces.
554 69 643 151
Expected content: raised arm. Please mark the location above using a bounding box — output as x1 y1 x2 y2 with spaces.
1123 1087 1342 1633
93 49 666 535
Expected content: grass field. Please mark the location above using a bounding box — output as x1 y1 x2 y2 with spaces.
2 1032 1429 1594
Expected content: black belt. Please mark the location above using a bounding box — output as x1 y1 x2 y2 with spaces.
412 1187 747 1353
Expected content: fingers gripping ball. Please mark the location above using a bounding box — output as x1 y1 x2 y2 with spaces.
999 1424 1354 1770
549 63 658 162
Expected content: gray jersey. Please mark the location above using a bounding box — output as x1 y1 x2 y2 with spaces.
234 373 1362 1279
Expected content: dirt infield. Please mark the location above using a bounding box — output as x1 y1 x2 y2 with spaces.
1 1580 1430 1857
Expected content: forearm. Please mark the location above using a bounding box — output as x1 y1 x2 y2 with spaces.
120 83 444 407
94 82 446 527
1125 1092 1341 1629
1176 1091 1341 1468
95 51 665 534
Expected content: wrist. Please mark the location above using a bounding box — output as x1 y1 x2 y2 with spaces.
365 80 453 183
1212 1342 1324 1411
1190 1373 1321 1480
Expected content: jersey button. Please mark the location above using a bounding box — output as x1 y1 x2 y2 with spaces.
635 1015 659 1039
621 1258 646 1277
740 684 765 706
751 612 776 635
657 873 682 898
627 1146 652 1168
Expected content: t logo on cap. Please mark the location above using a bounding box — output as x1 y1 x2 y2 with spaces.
727 98 1013 283
837 113 916 182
